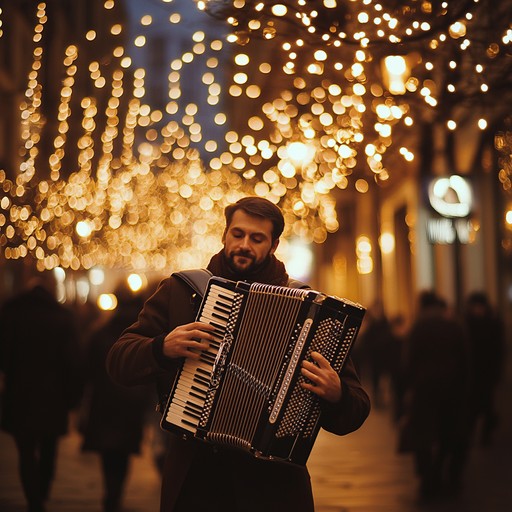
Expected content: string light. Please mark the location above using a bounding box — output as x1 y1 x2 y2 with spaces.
1 0 511 272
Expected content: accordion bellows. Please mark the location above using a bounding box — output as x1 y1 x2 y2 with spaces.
161 276 365 465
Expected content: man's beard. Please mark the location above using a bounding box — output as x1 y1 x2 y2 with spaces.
225 250 270 277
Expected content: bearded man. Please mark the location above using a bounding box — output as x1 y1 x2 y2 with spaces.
106 196 370 512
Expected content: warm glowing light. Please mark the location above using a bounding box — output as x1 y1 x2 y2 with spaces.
383 55 409 94
287 141 314 165
76 221 92 238
98 293 118 311
54 267 66 282
449 22 466 39
384 55 407 75
356 236 373 274
2 0 510 271
134 35 146 47
284 240 313 280
379 233 395 254
89 268 105 286
271 4 287 16
127 273 144 292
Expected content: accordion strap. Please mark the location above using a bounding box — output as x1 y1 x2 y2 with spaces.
288 278 310 290
172 268 213 297
172 268 309 297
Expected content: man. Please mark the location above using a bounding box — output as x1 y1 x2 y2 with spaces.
403 291 471 501
107 196 370 512
0 273 83 512
79 285 151 512
463 292 505 446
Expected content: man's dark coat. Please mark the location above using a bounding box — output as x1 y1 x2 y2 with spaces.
107 255 370 511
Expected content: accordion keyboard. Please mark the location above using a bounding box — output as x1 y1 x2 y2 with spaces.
164 283 238 433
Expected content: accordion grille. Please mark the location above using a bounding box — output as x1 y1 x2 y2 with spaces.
206 284 307 446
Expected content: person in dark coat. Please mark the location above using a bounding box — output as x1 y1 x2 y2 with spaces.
80 286 152 512
463 291 506 446
403 291 471 501
106 196 371 512
0 273 83 512
355 300 396 407
388 313 408 422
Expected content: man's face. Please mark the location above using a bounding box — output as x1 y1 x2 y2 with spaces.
223 209 279 275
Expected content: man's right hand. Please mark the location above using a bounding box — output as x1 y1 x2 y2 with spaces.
163 321 216 359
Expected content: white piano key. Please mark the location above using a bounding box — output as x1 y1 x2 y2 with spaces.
171 392 204 411
200 307 229 322
173 386 206 404
166 409 199 432
176 372 209 389
181 362 213 377
177 373 210 392
168 399 201 419
209 285 237 297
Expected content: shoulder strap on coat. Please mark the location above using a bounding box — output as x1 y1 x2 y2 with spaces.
287 278 310 289
173 268 308 295
172 268 213 297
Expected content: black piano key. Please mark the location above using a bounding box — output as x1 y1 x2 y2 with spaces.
196 367 212 377
169 404 200 421
200 312 228 326
199 353 216 364
189 389 206 401
172 394 203 412
217 292 235 301
178 374 210 391
211 303 231 314
181 363 212 377
206 320 226 331
214 301 232 313
182 418 199 428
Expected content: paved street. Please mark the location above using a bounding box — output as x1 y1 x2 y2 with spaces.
1 374 511 512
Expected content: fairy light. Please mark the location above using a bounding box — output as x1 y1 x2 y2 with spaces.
496 127 512 193
18 3 48 187
2 0 511 271
477 118 487 130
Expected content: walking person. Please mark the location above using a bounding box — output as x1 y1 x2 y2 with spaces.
463 291 506 446
356 301 396 407
402 291 471 502
79 285 152 512
0 272 83 512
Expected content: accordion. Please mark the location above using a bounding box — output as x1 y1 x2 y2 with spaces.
161 276 365 465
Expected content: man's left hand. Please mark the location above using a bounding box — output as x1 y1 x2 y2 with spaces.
300 351 342 403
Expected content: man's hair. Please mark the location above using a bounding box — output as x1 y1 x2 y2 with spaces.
224 196 285 241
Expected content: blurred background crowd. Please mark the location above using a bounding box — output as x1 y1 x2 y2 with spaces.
0 273 508 511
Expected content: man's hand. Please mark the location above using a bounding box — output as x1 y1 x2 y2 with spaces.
300 351 342 403
163 322 216 359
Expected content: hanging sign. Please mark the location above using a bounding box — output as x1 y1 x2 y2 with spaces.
426 175 474 244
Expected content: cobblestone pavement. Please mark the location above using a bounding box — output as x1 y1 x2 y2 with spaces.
1 377 511 512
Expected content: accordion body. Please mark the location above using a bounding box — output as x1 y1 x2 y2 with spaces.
161 276 365 465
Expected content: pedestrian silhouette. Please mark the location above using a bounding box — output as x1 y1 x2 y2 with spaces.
388 314 408 422
79 284 152 512
464 291 506 447
355 300 395 408
0 272 83 512
401 290 471 502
